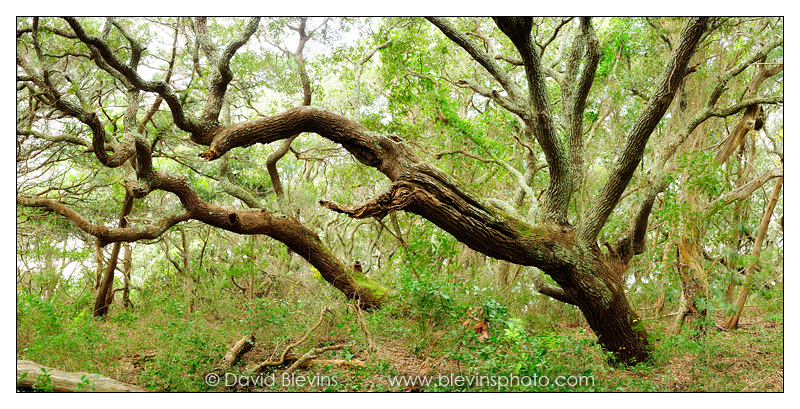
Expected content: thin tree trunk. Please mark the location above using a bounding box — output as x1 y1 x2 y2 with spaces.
179 226 196 313
653 234 673 318
724 134 754 303
725 200 747 304
670 129 710 335
94 193 133 317
266 17 313 212
497 260 512 287
723 176 782 329
93 241 103 290
121 242 133 310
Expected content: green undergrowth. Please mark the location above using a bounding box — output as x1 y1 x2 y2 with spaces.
15 230 783 392
16 268 782 392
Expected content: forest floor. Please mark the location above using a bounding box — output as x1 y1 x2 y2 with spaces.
603 315 783 392
17 290 783 392
103 314 783 392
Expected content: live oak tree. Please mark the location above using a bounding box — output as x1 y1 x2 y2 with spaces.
16 17 783 365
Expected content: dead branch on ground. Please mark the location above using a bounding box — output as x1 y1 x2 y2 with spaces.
248 306 330 373
285 344 350 373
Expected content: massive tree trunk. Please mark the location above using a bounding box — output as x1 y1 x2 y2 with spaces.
552 250 650 363
198 104 673 364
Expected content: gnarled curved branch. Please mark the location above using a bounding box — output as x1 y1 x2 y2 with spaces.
195 17 260 125
493 17 572 224
706 167 783 215
578 17 708 245
63 17 200 135
562 18 600 193
266 17 313 202
427 17 526 108
528 267 576 305
197 105 578 272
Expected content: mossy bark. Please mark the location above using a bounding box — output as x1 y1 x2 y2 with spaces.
546 248 650 364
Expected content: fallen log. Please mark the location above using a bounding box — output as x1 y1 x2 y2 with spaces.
285 344 349 373
16 360 147 392
222 334 255 369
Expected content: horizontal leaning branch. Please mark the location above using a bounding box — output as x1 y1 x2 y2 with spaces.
197 106 578 274
198 106 419 182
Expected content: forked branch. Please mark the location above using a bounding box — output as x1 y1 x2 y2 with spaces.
578 17 708 245
249 306 330 373
63 17 199 134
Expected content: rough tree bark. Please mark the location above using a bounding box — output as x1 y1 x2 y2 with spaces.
422 16 708 363
194 50 711 361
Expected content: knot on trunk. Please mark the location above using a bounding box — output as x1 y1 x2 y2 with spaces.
199 148 220 161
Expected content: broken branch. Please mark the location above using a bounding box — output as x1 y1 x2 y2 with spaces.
222 334 256 369
249 306 330 373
